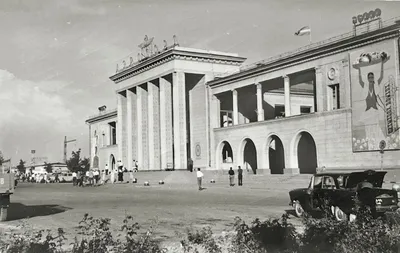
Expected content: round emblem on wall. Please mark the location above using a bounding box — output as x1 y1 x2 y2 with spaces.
195 144 201 158
327 68 337 80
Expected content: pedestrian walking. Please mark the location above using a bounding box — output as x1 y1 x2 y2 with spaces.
228 167 235 186
93 170 99 185
196 168 204 190
238 166 243 186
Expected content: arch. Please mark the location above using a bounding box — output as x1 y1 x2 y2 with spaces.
109 154 116 173
238 138 258 174
265 134 285 174
216 141 234 170
291 131 318 174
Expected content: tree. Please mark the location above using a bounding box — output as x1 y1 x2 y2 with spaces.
0 151 4 166
16 159 26 173
44 162 53 173
66 149 90 173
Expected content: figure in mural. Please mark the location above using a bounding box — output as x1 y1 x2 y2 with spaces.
351 47 399 151
356 52 388 111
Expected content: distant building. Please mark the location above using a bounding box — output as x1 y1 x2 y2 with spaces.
86 16 400 174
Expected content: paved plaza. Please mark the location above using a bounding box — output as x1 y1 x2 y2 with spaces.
2 171 309 244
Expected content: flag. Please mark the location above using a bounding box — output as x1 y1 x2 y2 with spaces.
294 26 311 36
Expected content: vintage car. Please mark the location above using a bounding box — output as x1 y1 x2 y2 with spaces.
289 170 399 221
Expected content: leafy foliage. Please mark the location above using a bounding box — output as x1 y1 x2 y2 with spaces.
66 149 90 173
16 159 26 173
0 151 4 166
44 163 53 174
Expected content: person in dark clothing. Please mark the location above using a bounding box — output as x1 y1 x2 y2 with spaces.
188 158 193 172
238 166 243 186
228 167 235 186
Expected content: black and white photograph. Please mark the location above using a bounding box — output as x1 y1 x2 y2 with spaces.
1 0 400 252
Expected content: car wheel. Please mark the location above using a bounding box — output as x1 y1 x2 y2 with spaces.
334 206 348 221
294 201 304 217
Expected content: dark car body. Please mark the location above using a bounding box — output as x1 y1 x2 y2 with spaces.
289 170 398 217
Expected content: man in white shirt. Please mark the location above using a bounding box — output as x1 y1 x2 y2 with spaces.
72 171 77 186
196 168 204 190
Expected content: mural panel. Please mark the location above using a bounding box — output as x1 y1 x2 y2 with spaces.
350 39 400 151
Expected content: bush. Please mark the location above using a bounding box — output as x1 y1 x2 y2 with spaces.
2 208 400 253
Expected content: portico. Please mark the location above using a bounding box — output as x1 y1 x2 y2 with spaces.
109 39 246 171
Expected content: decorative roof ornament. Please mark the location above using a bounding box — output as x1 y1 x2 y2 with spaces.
173 35 179 46
122 60 127 69
129 57 134 66
138 35 155 58
116 64 119 73
163 40 168 50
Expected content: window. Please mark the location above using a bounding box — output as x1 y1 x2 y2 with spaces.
274 105 285 118
220 110 233 127
108 122 117 145
300 106 311 114
328 84 340 110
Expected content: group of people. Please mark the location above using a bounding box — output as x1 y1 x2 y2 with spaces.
195 166 244 190
73 159 140 186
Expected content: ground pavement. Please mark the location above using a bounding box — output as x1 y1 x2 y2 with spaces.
2 171 310 246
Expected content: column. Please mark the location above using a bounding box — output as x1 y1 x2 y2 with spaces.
341 60 350 109
256 83 264 121
126 90 133 171
160 76 174 170
148 81 161 170
172 72 187 170
283 75 291 117
136 87 143 169
315 67 325 112
116 93 123 162
126 89 137 171
137 85 149 170
232 89 238 125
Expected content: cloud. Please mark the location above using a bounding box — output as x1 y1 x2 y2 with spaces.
0 69 75 161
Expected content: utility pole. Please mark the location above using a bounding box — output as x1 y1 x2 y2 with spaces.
64 136 77 163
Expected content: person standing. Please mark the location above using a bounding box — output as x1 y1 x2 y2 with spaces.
88 170 94 186
196 168 204 190
105 163 109 176
118 167 124 183
72 171 77 186
129 166 134 183
188 158 193 172
228 167 235 186
93 170 99 186
237 166 243 186
101 169 106 185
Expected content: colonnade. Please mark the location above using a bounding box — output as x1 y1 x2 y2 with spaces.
116 72 188 171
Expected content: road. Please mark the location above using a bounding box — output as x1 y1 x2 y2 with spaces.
3 179 295 243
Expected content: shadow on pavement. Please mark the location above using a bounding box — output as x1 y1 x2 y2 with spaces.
7 203 72 221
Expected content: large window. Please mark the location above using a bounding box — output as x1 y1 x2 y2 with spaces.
274 105 285 118
220 110 233 127
109 122 117 145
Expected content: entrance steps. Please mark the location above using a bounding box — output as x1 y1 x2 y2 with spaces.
125 170 311 191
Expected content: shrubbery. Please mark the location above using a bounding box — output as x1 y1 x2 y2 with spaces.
1 208 400 253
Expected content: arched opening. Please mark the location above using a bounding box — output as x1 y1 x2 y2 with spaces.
216 141 234 170
297 132 317 174
242 138 258 174
109 154 116 174
267 135 285 174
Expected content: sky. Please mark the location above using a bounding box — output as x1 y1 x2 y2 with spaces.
0 0 399 165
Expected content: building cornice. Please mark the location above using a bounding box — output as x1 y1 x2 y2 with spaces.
208 22 400 88
86 109 117 124
109 47 246 84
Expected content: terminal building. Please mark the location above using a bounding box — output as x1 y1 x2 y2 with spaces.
86 15 400 175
